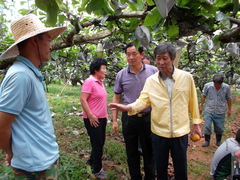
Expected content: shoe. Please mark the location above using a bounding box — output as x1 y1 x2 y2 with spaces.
216 142 221 147
91 168 107 179
202 141 210 147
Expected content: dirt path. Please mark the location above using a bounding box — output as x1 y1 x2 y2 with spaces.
99 96 240 179
187 103 240 180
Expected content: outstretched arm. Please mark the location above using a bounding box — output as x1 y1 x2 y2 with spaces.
108 103 132 112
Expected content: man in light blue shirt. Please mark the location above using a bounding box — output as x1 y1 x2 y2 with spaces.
0 14 66 179
200 74 232 147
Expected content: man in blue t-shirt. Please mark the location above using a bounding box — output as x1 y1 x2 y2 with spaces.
0 14 66 179
200 74 232 147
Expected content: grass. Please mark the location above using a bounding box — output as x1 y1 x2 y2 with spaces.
0 84 239 179
0 83 127 180
188 158 211 179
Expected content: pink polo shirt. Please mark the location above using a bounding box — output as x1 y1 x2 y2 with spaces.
81 76 107 119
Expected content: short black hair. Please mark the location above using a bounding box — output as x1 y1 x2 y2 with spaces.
213 74 224 84
154 42 176 60
143 55 150 60
236 129 240 144
90 57 107 75
125 42 144 54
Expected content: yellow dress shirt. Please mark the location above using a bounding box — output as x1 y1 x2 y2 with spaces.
129 68 202 138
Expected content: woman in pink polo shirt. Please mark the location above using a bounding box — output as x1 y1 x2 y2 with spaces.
80 57 108 179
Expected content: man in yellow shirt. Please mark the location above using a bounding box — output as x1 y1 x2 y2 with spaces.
109 42 202 180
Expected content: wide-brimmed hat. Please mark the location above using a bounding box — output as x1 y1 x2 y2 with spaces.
0 14 67 59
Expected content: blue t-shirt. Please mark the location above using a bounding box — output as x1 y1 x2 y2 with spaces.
0 56 59 171
202 82 232 114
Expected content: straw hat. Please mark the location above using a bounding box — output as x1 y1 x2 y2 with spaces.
0 14 67 59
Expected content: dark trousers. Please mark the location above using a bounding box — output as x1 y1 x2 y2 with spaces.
151 133 188 180
122 112 155 180
84 118 107 174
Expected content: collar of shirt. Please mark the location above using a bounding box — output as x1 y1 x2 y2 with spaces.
90 75 104 85
127 63 145 74
159 65 175 80
17 55 44 83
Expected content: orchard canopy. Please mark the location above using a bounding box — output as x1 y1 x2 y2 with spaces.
0 0 240 89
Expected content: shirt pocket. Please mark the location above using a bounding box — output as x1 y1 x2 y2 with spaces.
173 87 190 103
174 87 189 94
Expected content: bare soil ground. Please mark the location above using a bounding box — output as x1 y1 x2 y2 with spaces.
100 97 240 180
187 101 240 180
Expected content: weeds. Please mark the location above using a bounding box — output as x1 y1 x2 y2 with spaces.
0 84 239 179
188 158 211 180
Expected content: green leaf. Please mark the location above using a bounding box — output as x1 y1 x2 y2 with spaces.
178 0 191 7
55 0 63 7
216 11 225 21
129 19 140 30
35 0 47 12
146 0 155 6
103 0 114 15
144 7 161 26
128 0 145 11
59 3 67 11
123 32 129 42
212 34 220 45
86 0 104 14
220 17 230 29
232 0 239 14
201 2 216 16
58 14 66 24
51 51 59 60
215 0 228 8
20 1 26 6
46 0 59 26
133 39 140 50
79 0 89 11
167 22 179 38
18 9 30 15
201 38 208 48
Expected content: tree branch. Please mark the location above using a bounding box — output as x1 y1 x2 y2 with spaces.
52 29 114 50
79 11 147 29
219 27 240 43
228 17 240 25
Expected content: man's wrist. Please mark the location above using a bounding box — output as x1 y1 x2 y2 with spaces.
112 119 118 123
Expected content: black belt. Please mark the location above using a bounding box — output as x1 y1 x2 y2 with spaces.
136 112 150 117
